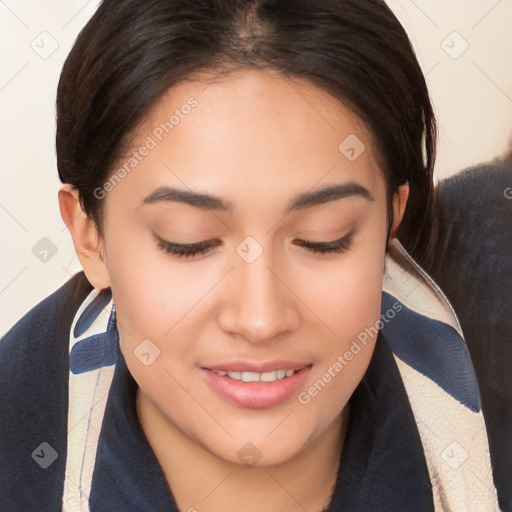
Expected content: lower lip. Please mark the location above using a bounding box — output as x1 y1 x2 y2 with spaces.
201 366 312 409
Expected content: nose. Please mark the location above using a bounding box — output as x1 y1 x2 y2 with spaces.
216 247 302 344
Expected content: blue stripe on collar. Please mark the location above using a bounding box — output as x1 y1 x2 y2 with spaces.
73 288 112 338
380 291 480 413
70 296 118 374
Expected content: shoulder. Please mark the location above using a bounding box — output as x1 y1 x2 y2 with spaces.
0 271 92 365
0 270 93 407
433 163 511 268
0 271 93 509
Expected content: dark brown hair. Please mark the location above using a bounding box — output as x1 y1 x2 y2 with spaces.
56 0 437 266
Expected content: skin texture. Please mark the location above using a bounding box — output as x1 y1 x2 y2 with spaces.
59 69 408 512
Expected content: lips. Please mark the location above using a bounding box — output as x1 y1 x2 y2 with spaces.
200 362 312 408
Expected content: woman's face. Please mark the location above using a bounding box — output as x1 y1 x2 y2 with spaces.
100 69 395 466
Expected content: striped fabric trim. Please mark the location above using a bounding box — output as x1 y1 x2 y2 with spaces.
393 355 499 511
62 289 116 512
383 239 464 338
383 240 500 511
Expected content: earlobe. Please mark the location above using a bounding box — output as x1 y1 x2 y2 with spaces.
58 184 111 289
390 183 410 239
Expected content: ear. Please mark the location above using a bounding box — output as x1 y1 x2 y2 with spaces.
389 182 410 239
58 184 111 289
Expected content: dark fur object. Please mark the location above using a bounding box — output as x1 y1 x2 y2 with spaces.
415 159 512 511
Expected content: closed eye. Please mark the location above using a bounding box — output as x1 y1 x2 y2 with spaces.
154 236 221 259
292 230 354 254
154 229 355 259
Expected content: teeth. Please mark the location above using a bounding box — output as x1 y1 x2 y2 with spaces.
215 369 298 382
260 371 278 382
241 371 261 383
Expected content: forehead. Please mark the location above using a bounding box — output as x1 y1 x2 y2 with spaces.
117 69 385 205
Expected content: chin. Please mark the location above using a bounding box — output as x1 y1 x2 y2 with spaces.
200 422 316 469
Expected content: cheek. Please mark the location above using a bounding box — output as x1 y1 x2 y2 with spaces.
105 241 209 411
103 223 227 404
302 222 387 345
293 220 386 420
103 220 213 338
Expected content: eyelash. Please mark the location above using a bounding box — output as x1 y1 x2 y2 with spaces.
293 233 353 254
155 237 218 259
155 232 354 259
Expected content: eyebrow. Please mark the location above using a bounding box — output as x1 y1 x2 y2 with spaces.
143 187 232 211
142 182 373 213
287 182 373 212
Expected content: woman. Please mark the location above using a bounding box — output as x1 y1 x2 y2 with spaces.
0 0 502 510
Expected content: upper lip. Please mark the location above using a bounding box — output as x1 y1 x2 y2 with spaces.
202 361 312 373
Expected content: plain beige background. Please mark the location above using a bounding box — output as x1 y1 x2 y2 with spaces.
1 0 511 335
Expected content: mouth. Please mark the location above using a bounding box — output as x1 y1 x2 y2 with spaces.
210 368 302 382
200 363 313 409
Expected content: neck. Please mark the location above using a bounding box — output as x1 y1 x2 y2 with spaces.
136 389 349 512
